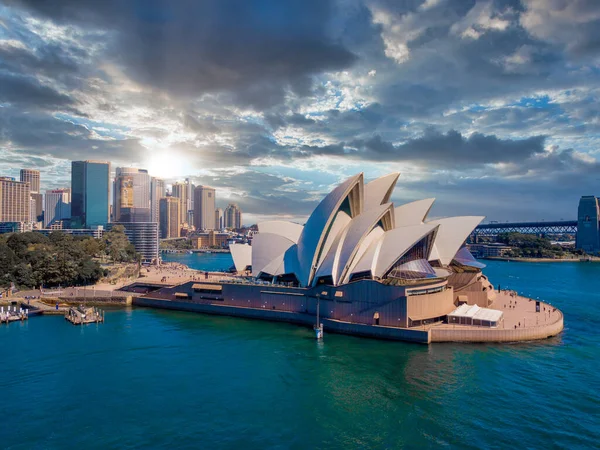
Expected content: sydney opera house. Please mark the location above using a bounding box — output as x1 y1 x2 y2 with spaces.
138 173 564 343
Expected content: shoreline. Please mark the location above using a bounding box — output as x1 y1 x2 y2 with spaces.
482 256 600 263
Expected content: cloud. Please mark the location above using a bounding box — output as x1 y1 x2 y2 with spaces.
9 0 357 108
1 0 599 223
521 0 600 58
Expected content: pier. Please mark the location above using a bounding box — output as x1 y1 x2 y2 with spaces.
1 305 28 324
65 305 105 325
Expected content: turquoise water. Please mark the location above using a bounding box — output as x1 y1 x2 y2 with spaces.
162 251 234 272
2 259 599 449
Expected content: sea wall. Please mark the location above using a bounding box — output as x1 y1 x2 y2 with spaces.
133 297 430 343
430 313 564 343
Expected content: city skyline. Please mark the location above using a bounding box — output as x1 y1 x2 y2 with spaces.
1 1 600 225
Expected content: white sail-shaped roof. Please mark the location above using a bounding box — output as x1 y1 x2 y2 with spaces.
373 223 439 278
364 173 400 210
313 225 348 285
317 211 351 267
331 203 395 285
230 243 252 273
257 221 303 243
394 198 435 227
341 226 385 284
426 216 484 265
251 233 295 277
260 252 285 276
294 173 363 287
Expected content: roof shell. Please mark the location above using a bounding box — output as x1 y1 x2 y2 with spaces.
394 198 435 227
334 203 395 285
257 221 303 243
294 173 363 286
364 173 400 210
229 243 252 272
251 233 295 277
426 216 484 265
373 223 439 278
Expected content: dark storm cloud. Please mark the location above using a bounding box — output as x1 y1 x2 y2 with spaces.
293 129 546 168
0 108 145 161
9 0 356 108
0 71 75 110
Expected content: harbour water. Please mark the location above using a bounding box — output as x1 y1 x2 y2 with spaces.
2 257 599 448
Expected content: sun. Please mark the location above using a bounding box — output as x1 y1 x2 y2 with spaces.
145 151 188 179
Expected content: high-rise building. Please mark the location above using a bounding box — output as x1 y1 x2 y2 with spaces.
20 169 40 193
224 203 242 230
151 177 165 223
31 193 43 222
186 178 194 212
0 177 30 222
159 197 181 239
71 160 110 228
20 169 43 222
172 182 189 224
215 208 224 230
576 195 600 254
113 167 151 222
194 185 216 230
44 188 71 228
108 222 159 263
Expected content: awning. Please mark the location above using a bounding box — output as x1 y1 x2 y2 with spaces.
448 304 503 322
192 283 223 291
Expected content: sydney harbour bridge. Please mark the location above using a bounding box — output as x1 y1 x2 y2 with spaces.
471 220 578 239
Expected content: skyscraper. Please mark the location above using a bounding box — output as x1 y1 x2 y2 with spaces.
20 169 42 222
224 203 242 230
151 177 165 223
20 169 40 193
113 167 151 222
44 188 71 228
194 185 216 230
215 208 224 230
172 182 189 224
0 177 30 222
71 160 110 228
576 195 600 253
159 197 181 239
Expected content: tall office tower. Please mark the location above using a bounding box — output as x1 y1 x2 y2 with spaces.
185 178 194 213
224 203 242 230
44 188 71 227
159 197 181 239
20 169 40 193
194 185 216 230
171 182 189 224
576 195 600 253
151 177 165 223
30 197 37 223
113 167 152 222
20 169 43 221
31 193 43 222
0 177 30 222
71 160 110 228
215 208 224 230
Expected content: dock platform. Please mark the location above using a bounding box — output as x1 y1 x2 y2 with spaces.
1 306 28 324
65 306 104 325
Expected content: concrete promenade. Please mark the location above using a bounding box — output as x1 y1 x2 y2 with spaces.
429 291 563 342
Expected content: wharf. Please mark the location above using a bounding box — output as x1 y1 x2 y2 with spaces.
65 306 105 325
1 305 28 323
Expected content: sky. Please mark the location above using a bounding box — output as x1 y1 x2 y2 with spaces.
1 0 599 225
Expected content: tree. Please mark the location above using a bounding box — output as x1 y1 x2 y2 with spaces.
103 225 138 263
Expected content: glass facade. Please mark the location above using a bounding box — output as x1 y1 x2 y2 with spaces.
71 161 110 228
